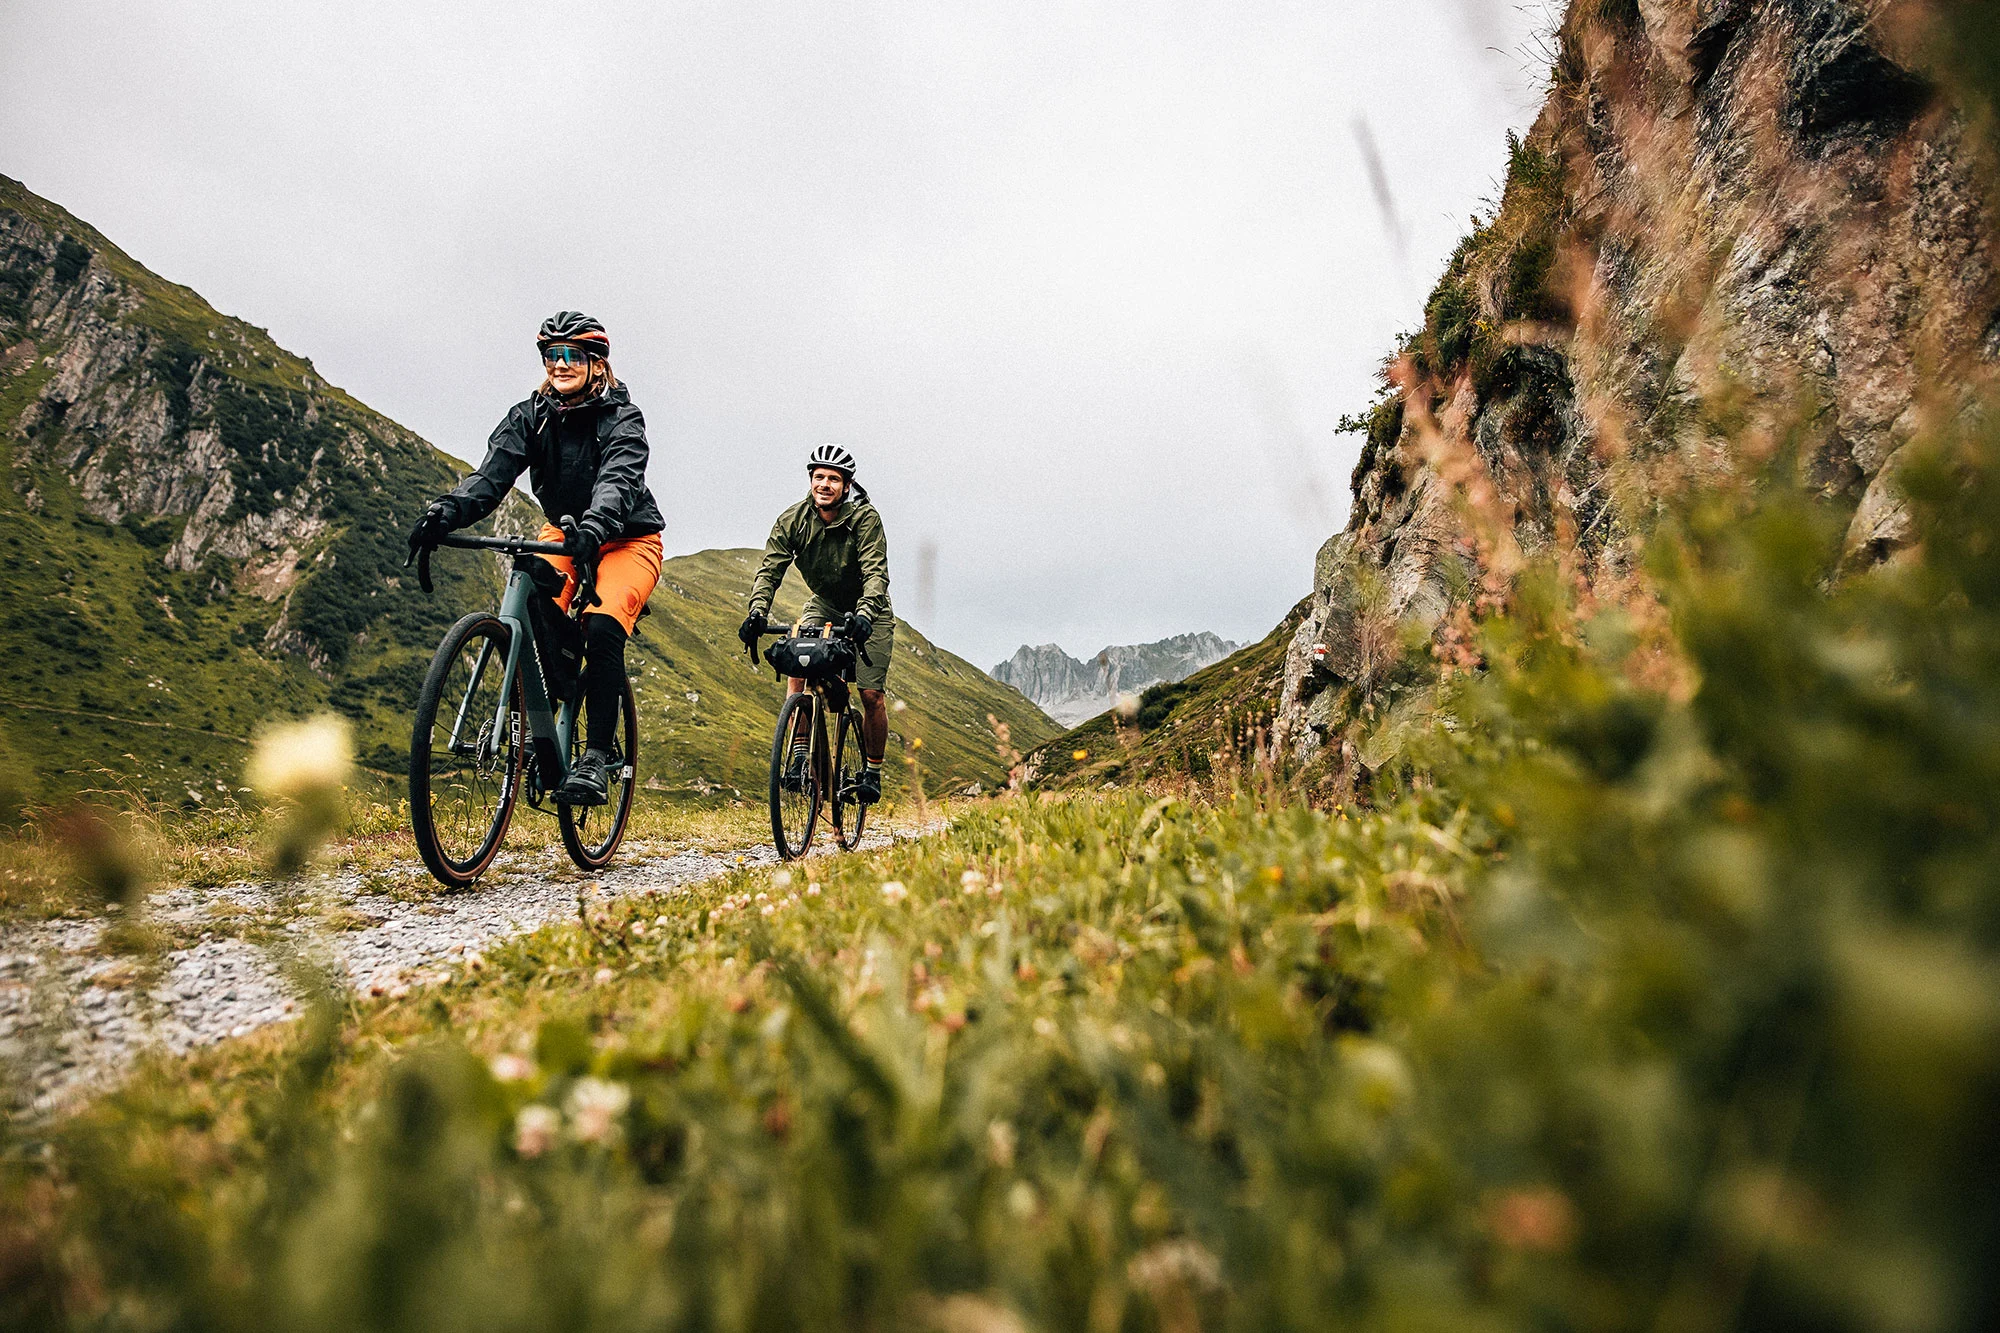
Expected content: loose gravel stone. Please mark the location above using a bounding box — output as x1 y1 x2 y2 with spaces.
2 824 931 1119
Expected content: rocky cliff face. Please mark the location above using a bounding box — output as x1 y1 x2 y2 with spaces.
995 632 1239 727
0 178 498 670
0 177 515 793
1274 0 1999 771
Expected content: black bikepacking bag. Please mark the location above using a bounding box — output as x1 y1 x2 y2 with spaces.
764 634 853 683
522 559 585 704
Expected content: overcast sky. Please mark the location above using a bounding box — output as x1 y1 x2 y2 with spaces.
3 0 1555 670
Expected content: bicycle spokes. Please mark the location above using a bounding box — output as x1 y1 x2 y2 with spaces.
559 672 638 871
411 616 521 887
830 706 868 850
770 692 822 860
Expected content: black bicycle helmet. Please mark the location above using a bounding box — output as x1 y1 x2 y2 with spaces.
537 310 610 355
807 442 857 479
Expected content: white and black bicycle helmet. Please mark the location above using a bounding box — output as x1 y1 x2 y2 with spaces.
806 442 857 480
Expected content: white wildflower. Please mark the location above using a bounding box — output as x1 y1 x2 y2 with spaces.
566 1078 631 1145
987 1119 1017 1169
245 715 353 801
490 1053 536 1083
513 1104 561 1158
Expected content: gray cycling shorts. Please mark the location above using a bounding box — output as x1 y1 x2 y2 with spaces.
797 599 894 691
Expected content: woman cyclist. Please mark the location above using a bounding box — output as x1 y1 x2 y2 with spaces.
406 311 664 805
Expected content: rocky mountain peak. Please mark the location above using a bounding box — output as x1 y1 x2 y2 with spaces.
994 632 1239 726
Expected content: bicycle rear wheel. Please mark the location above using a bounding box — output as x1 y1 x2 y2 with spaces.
411 613 522 888
769 691 823 860
559 673 638 871
830 705 868 851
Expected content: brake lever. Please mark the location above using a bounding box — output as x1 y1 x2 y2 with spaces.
553 515 604 618
842 616 873 667
417 546 433 595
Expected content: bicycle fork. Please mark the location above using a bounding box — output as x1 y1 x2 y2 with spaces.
448 638 497 755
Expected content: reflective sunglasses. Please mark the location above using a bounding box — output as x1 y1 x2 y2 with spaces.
542 344 594 367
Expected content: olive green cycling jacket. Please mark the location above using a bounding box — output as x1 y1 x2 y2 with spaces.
748 496 893 624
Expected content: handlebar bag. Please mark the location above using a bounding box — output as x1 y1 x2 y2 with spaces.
764 634 854 682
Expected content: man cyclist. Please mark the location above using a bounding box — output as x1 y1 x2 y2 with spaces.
406 311 663 807
737 444 893 804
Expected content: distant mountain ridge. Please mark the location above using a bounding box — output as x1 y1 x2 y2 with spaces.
992 632 1238 726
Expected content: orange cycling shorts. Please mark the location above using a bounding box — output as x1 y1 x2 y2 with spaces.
535 523 663 634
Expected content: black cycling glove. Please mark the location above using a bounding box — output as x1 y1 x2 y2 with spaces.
565 517 606 565
738 610 767 649
407 499 456 556
846 613 873 646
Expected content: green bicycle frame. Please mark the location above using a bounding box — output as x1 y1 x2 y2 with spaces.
448 562 578 793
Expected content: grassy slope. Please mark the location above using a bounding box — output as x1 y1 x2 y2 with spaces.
1 175 489 807
0 178 1054 812
20 413 2000 1328
0 396 350 808
614 546 1059 801
1021 597 1308 789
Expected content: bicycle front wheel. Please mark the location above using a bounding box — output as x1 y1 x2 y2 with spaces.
411 613 523 888
830 705 868 851
769 691 823 860
559 673 638 872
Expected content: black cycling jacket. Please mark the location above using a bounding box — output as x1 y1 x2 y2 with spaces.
439 383 665 539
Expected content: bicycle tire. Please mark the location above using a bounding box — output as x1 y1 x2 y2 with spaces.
411 613 522 888
830 705 869 850
559 673 639 871
769 691 822 860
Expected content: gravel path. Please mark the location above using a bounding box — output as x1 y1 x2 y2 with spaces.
0 825 923 1119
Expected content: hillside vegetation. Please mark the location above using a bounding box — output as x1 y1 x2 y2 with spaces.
1022 599 1304 789
623 547 1058 801
0 177 1054 813
9 408 1999 1329
1 175 482 807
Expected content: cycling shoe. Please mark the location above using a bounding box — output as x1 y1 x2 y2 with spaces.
559 749 611 806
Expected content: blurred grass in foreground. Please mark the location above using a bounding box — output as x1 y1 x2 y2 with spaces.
6 418 1998 1329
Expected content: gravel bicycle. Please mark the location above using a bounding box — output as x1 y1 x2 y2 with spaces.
404 522 637 887
752 618 872 860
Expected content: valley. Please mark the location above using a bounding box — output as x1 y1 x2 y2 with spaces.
5 3 1999 1329
0 175 1057 814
